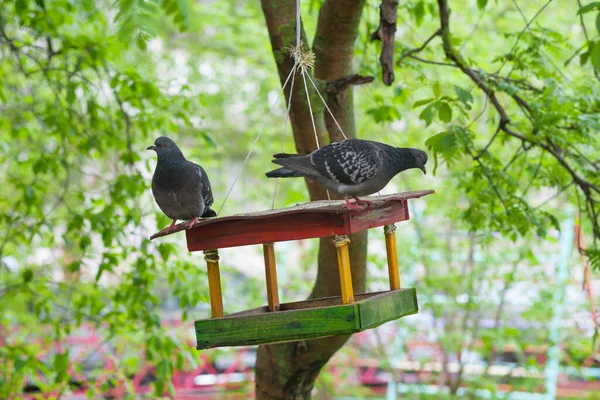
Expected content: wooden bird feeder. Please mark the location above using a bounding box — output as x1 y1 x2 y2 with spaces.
151 189 434 350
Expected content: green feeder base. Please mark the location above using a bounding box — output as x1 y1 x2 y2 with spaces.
195 288 418 350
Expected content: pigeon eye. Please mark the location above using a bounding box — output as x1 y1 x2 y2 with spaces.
161 144 167 148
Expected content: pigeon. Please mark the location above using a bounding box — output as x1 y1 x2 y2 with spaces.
265 138 427 210
147 136 216 233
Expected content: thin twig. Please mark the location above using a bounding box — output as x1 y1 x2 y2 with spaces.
498 0 554 75
576 0 600 81
533 181 574 209
408 55 457 67
474 125 501 160
397 29 442 66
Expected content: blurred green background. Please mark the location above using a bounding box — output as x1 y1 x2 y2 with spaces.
0 0 599 398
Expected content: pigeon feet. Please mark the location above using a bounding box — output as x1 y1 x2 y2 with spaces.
163 219 178 234
343 197 365 210
184 217 200 230
352 196 373 207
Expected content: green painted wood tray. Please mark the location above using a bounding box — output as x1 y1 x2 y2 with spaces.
195 288 418 350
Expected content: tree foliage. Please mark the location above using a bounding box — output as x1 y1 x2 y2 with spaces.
0 0 599 398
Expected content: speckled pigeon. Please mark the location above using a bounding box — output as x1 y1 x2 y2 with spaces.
147 136 216 233
265 138 427 209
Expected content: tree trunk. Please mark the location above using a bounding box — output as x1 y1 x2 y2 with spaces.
256 1 367 399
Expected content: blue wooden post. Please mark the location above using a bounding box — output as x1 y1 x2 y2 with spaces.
544 214 574 399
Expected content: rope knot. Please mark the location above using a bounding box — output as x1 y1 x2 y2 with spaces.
288 40 315 70
333 235 351 248
203 249 220 263
384 224 397 235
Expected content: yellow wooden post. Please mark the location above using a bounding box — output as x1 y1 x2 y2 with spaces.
262 243 280 312
203 249 224 318
384 224 401 290
334 235 354 304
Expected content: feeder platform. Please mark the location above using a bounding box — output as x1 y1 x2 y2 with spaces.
150 189 434 350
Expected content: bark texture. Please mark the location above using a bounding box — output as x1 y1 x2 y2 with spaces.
371 0 399 85
256 1 367 399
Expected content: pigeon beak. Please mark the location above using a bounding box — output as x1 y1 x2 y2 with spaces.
146 145 156 151
420 166 426 175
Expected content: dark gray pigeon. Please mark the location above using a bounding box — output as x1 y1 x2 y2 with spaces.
147 136 216 233
265 138 427 209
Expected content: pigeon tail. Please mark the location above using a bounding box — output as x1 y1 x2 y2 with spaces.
201 208 217 218
271 156 320 180
273 153 304 159
265 167 303 178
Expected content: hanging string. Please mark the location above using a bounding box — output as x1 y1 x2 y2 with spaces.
218 66 297 215
305 72 347 140
301 66 320 150
300 64 331 202
295 0 301 57
271 63 298 209
220 0 351 214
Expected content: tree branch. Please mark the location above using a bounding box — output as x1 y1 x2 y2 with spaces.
397 29 441 66
370 0 399 85
437 0 510 127
576 0 600 81
257 1 368 398
408 55 457 67
436 0 600 244
326 74 374 95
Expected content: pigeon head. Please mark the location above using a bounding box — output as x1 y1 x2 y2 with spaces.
410 148 428 175
388 147 428 175
146 136 185 160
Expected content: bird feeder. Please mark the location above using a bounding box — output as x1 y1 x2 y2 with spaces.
151 190 433 349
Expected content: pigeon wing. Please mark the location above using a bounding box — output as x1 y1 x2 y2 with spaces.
194 163 214 208
309 139 383 185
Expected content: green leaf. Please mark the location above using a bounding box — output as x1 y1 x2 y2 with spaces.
25 185 35 202
67 261 81 273
95 263 108 281
54 351 69 370
577 2 600 15
413 98 434 108
419 103 436 126
14 357 27 373
366 105 401 123
414 1 425 26
585 248 600 271
157 243 173 260
154 379 165 396
591 41 600 70
596 12 600 36
438 102 453 123
80 0 94 11
425 130 461 174
66 85 76 104
79 236 91 250
54 351 70 383
433 81 442 98
477 0 488 11
202 132 217 147
136 33 148 50
454 86 474 106
32 159 47 174
22 268 34 283
580 49 591 66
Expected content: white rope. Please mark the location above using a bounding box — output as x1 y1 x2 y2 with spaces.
271 63 298 209
295 0 301 58
301 66 320 150
218 66 297 215
301 65 331 202
221 0 346 213
305 72 347 140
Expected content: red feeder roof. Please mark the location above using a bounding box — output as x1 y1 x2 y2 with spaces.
150 190 434 252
